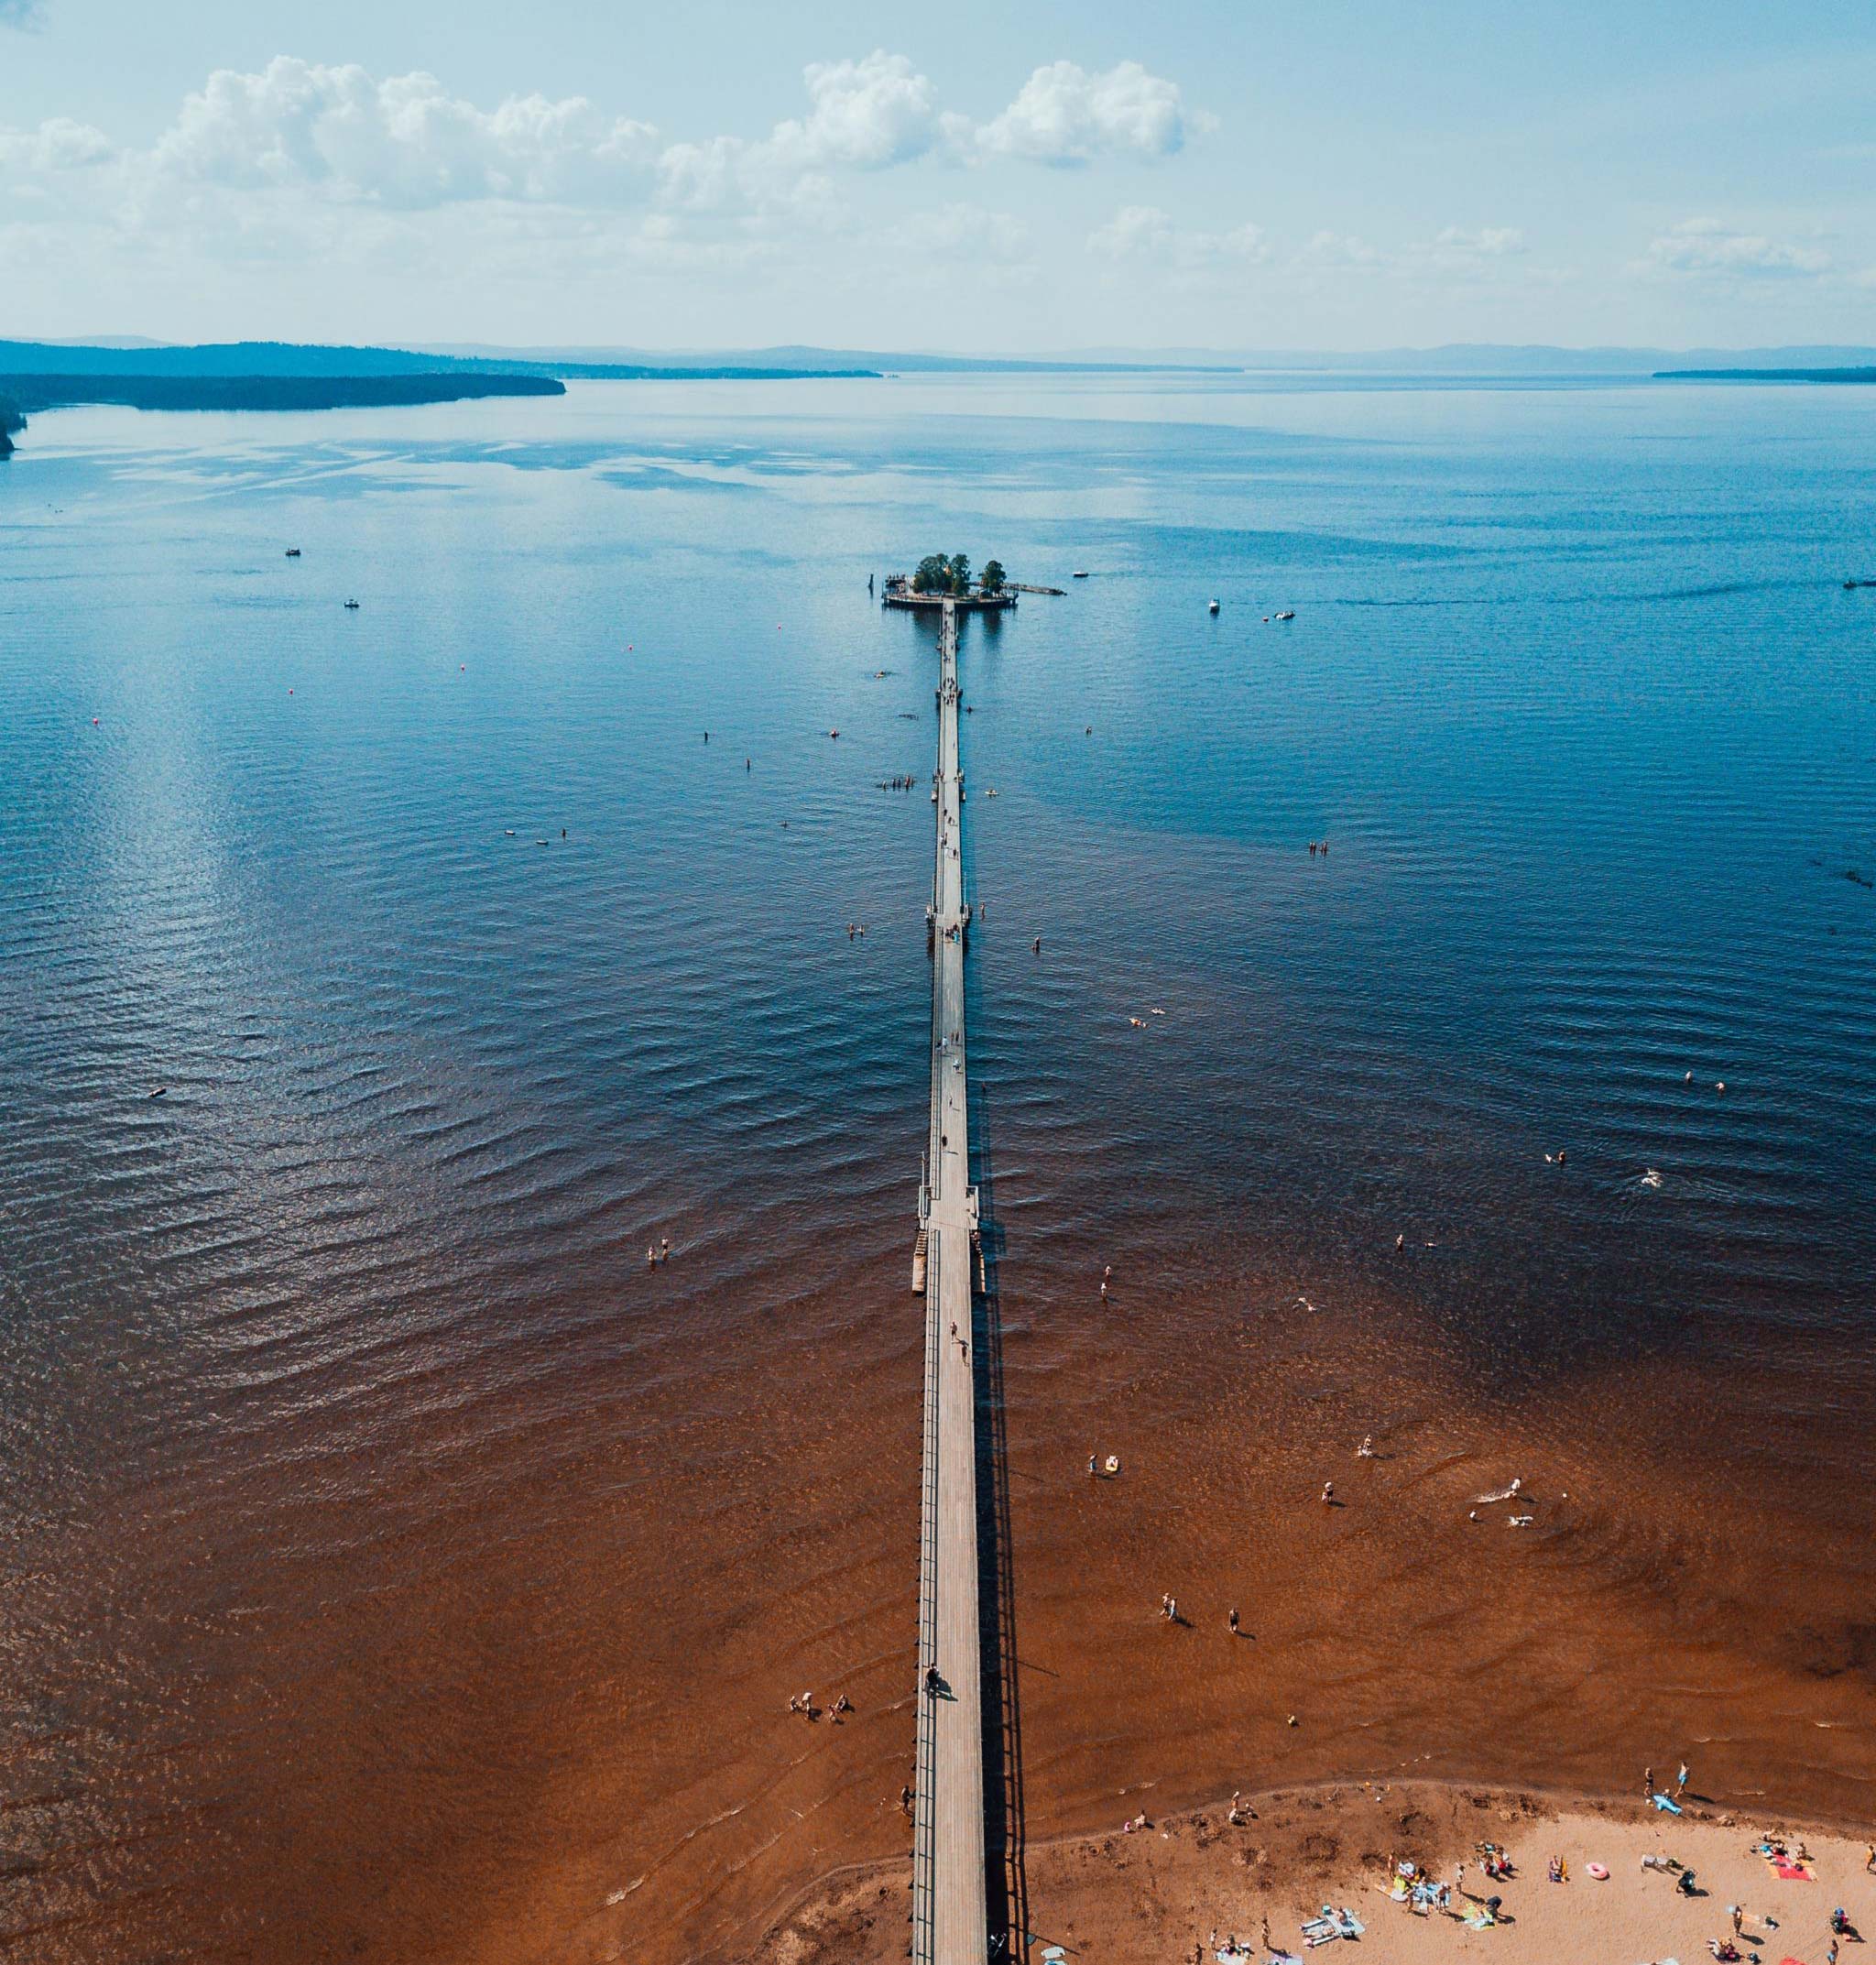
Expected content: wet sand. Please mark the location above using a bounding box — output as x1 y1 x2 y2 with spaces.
759 1782 1876 1965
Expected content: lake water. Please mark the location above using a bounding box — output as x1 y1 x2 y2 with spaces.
1 374 1872 1963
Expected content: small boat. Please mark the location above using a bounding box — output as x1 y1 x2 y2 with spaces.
1207 598 1220 615
344 598 360 609
1073 570 1089 579
285 548 300 558
1274 609 1296 620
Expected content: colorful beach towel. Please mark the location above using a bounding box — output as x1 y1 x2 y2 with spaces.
1772 1858 1815 1881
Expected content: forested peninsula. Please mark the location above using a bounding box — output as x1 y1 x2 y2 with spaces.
0 373 564 417
0 339 878 451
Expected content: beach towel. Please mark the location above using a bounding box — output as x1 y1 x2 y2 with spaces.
1772 1858 1815 1881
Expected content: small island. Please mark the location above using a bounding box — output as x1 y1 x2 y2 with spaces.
0 395 22 457
882 552 1014 610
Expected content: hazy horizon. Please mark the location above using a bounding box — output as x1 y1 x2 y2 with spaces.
5 0 1876 350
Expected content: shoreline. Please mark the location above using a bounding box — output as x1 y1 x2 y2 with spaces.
757 1776 1876 1965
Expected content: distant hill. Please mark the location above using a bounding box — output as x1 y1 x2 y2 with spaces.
420 341 1235 375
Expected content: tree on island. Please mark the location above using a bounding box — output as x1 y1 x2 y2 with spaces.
910 551 998 596
980 559 1006 595
0 396 22 457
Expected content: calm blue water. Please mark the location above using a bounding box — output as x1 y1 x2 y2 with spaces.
2 374 1872 1961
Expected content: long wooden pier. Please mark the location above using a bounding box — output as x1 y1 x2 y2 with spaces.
910 597 988 1965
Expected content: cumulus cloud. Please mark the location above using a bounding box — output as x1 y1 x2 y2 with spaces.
1088 202 1176 259
769 51 941 170
1645 218 1831 277
1433 224 1525 257
1301 229 1382 267
978 60 1202 166
0 116 114 170
925 201 1031 261
153 58 658 207
1087 204 1268 271
9 52 1210 224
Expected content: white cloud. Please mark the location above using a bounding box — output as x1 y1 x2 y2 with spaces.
1087 204 1269 271
925 201 1031 262
1302 229 1382 267
1088 202 1176 260
0 117 115 171
0 0 43 27
769 51 941 170
1433 224 1525 257
152 59 659 208
1645 218 1831 277
978 60 1201 166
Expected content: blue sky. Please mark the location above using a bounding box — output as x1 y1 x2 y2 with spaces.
4 0 1874 350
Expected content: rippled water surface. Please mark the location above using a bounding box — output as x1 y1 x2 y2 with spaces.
2 375 1872 1962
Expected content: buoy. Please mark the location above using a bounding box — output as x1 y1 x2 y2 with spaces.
92 717 99 725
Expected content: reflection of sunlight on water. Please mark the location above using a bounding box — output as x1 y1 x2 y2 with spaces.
1 375 1872 1961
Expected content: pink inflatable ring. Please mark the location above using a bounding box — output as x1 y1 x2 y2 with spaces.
1586 1861 1609 1880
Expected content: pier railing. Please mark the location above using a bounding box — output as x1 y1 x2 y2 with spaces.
910 1218 943 1965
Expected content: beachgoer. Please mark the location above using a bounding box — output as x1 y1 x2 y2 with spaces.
1099 1281 1107 1300
648 1245 657 1267
1322 1479 1335 1504
1088 1454 1097 1477
1032 937 1041 955
1358 1435 1375 1457
924 1665 940 1697
1228 1606 1240 1634
1395 1233 1405 1250
1677 1761 1689 1793
1729 1905 1743 1934
1104 1263 1113 1282
900 1783 912 1815
1644 1764 1653 1800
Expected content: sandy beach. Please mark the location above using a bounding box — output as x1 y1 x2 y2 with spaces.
760 1782 1875 1965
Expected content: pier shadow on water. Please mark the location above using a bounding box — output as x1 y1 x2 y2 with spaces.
969 1089 1029 1959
